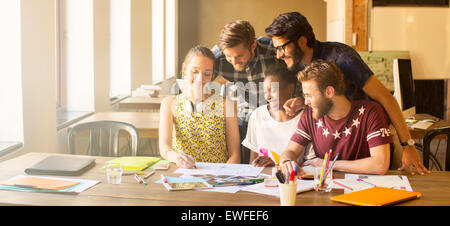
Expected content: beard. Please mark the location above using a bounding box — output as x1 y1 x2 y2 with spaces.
286 43 305 72
232 49 254 72
312 95 333 120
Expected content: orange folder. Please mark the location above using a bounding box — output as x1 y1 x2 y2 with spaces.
330 187 422 206
1 176 80 190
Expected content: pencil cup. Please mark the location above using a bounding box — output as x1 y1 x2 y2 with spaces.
314 167 333 192
106 164 123 185
279 183 297 206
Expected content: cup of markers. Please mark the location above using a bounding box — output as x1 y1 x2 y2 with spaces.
276 166 298 206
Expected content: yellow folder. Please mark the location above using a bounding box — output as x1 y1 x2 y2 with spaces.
106 156 160 171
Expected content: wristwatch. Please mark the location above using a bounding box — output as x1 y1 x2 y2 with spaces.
400 138 415 147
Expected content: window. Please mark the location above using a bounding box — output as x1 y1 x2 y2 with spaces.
110 0 131 98
59 0 95 112
152 0 178 83
0 0 24 151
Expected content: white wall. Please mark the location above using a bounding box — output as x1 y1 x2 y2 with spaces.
326 0 353 45
371 7 450 79
18 0 58 158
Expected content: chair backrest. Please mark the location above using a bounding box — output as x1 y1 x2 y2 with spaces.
423 126 450 171
68 120 139 157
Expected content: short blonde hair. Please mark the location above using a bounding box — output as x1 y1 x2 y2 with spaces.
219 20 255 50
297 60 346 95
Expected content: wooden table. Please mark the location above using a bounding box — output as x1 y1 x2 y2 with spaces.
409 114 450 139
118 95 170 111
69 112 160 138
0 152 449 206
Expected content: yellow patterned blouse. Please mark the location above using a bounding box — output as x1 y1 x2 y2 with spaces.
172 93 229 163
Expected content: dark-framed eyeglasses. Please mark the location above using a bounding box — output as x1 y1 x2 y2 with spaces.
274 40 293 54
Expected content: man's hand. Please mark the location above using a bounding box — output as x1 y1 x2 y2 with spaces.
283 97 305 116
303 158 323 168
399 145 431 175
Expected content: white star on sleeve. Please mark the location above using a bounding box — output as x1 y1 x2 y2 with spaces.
343 127 352 136
332 130 341 140
358 106 365 116
352 118 360 128
316 120 323 128
322 128 330 137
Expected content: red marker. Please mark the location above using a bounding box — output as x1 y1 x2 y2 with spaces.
160 174 168 183
289 170 296 184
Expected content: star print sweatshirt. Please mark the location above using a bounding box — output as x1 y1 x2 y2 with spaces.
291 100 393 161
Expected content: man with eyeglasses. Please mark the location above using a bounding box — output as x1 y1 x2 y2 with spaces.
265 12 430 176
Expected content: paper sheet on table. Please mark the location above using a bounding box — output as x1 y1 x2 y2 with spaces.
301 165 315 174
154 176 205 183
200 173 272 194
332 174 413 193
240 179 315 197
0 175 100 194
202 186 243 194
173 162 264 177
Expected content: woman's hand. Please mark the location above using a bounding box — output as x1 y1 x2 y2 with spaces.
168 151 196 169
251 156 275 167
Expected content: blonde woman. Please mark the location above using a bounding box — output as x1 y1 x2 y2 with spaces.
159 46 241 168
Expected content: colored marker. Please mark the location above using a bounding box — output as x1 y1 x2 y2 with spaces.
333 180 353 191
144 171 155 179
289 170 296 184
160 174 168 183
357 178 376 187
134 174 147 185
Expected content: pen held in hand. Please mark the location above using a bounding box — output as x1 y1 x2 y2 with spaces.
181 152 197 169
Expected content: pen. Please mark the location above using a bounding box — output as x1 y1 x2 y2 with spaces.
241 178 265 183
356 178 376 187
333 180 353 191
144 171 155 179
322 153 339 181
160 174 168 183
182 152 197 169
213 182 255 187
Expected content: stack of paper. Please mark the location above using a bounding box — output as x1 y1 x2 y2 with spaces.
174 162 264 177
241 179 315 197
332 174 413 194
0 175 100 194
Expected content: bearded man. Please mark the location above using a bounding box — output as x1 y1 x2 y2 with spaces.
280 60 392 175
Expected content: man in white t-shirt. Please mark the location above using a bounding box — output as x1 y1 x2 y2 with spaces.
242 61 315 166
